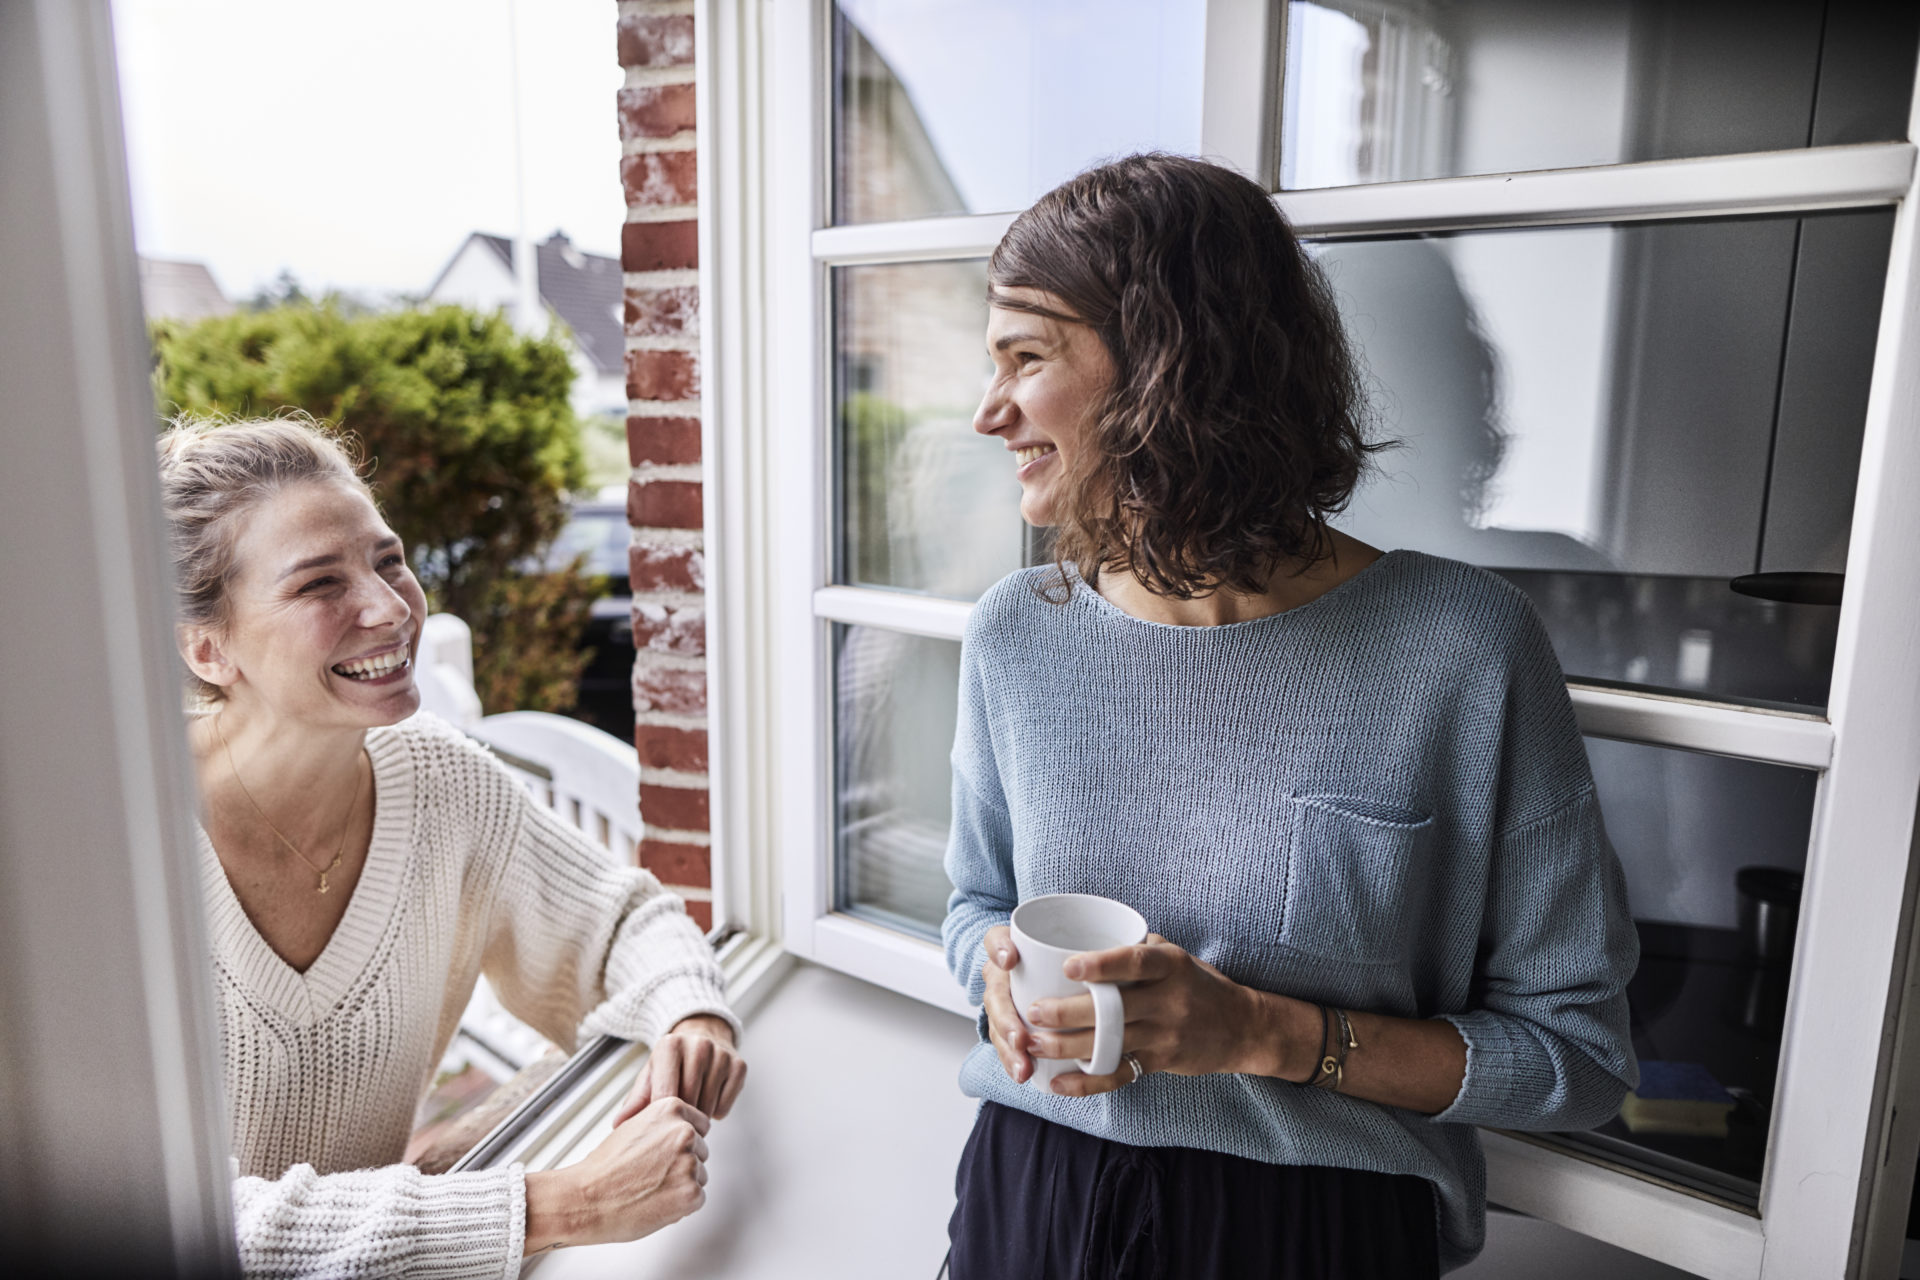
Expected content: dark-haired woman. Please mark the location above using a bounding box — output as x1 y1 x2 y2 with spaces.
941 154 1637 1278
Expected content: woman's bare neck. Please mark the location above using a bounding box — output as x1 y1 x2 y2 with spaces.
1095 527 1384 627
189 703 368 834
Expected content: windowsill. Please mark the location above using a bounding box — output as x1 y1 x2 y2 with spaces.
509 959 980 1278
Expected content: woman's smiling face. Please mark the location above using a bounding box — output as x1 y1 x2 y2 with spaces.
973 288 1116 527
190 479 427 729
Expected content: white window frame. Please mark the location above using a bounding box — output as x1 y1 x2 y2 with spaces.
5 2 237 1270
737 2 1920 1275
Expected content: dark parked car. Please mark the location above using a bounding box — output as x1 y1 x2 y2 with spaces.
545 498 634 743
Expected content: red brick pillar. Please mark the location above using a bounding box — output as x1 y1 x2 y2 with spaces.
617 0 711 931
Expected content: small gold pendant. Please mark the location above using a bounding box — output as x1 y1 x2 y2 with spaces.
318 872 330 895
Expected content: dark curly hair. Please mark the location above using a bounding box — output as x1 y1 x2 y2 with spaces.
989 153 1383 598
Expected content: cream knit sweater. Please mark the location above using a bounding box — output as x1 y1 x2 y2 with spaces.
201 713 734 1279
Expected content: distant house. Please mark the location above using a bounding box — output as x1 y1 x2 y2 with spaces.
137 257 231 322
425 231 626 418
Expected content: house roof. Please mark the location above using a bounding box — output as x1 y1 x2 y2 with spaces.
448 232 625 377
137 257 232 322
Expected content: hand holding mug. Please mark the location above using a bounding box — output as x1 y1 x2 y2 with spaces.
981 895 1151 1093
1024 935 1273 1098
979 924 1034 1085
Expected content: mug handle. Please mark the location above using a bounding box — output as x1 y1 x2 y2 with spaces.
1077 981 1125 1077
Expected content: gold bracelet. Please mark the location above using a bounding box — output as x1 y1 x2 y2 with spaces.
1293 1003 1331 1087
1311 1007 1360 1092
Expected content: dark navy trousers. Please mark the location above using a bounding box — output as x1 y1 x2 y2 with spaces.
948 1102 1441 1280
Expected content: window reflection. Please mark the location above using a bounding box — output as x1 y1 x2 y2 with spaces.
834 625 960 935
1555 737 1815 1203
1281 0 1920 190
833 0 1207 224
1324 209 1892 708
835 261 1025 600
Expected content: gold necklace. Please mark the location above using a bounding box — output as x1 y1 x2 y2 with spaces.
214 712 363 895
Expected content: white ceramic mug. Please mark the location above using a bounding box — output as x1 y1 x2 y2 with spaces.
1009 894 1149 1089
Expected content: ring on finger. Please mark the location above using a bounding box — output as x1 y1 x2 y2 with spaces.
1123 1052 1145 1085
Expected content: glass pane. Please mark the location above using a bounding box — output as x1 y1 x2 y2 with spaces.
835 260 1027 600
833 0 1207 224
1323 208 1893 708
833 625 959 937
1541 737 1816 1205
1281 0 1920 189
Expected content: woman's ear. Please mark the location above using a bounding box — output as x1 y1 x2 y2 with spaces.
179 624 239 691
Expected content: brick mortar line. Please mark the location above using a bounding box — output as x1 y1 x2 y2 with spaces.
626 335 700 354
629 537 706 556
636 710 708 731
631 588 704 609
632 653 705 671
619 0 695 18
625 204 699 224
644 824 713 845
632 462 703 482
625 525 703 548
624 268 698 288
626 525 703 548
623 65 696 90
627 403 703 422
664 886 715 902
624 133 697 156
641 766 710 787
631 653 705 674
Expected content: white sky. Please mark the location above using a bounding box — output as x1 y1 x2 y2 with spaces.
111 0 626 302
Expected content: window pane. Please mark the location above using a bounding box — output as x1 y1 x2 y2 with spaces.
833 625 959 937
1281 0 1919 189
1540 737 1815 1205
835 259 1027 600
833 0 1207 224
1324 209 1892 708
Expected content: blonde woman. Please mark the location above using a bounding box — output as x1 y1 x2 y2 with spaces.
159 416 745 1277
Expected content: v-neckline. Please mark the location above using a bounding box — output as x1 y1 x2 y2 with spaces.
199 727 416 1026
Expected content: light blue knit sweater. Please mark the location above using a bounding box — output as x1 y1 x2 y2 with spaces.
941 550 1639 1271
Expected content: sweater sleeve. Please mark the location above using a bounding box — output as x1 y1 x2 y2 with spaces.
941 625 1018 1008
1433 598 1639 1130
1435 790 1639 1130
481 781 737 1050
232 1161 525 1279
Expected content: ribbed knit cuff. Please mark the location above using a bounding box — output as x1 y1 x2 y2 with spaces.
401 1164 527 1280
585 965 740 1047
503 1163 527 1275
1431 1010 1542 1128
232 1161 527 1279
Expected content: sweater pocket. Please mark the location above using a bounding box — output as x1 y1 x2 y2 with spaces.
1280 794 1434 967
